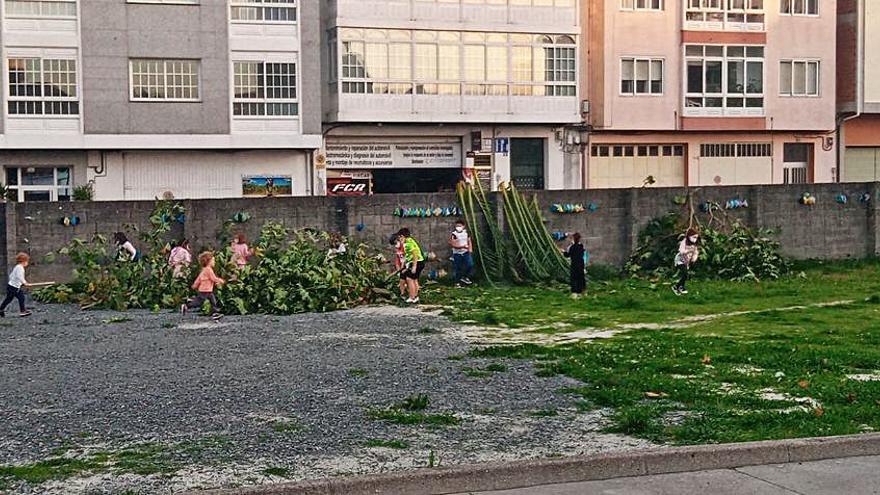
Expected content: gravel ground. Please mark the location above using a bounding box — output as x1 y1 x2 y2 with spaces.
0 304 653 494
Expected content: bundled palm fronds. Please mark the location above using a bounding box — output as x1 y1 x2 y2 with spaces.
457 180 567 285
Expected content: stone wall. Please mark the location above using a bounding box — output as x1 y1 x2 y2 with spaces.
7 182 880 284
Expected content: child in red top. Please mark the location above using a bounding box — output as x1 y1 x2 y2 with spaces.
181 251 225 319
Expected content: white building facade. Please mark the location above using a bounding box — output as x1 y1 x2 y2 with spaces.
319 0 583 195
0 0 322 202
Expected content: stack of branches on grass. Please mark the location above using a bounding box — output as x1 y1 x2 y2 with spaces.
626 194 790 282
457 180 567 285
35 202 396 314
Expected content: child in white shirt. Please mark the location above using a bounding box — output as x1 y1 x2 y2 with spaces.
1 252 32 317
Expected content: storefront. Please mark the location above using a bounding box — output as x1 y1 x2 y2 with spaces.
324 138 464 194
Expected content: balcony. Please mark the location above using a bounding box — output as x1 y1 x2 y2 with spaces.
684 1 764 32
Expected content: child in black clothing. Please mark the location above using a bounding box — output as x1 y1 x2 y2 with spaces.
564 233 586 297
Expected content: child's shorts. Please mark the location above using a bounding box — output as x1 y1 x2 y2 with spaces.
403 261 426 280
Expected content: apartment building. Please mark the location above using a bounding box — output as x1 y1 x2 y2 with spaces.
838 0 880 182
0 0 321 201
318 0 582 195
581 0 837 189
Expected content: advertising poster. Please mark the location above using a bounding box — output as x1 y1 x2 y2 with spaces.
242 176 293 197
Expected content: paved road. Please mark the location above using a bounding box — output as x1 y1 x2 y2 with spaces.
455 455 880 495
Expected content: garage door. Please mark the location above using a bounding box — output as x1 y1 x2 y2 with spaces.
696 143 772 186
844 147 880 182
589 144 685 189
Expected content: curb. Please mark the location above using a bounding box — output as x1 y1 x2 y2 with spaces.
191 433 880 495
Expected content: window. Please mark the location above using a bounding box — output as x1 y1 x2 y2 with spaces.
779 60 819 96
700 142 771 157
233 61 298 117
5 166 71 202
231 0 296 22
620 58 663 95
7 58 79 116
126 0 198 3
685 45 764 116
130 59 199 101
780 0 817 15
417 0 574 5
338 29 576 97
544 36 576 96
620 0 663 10
4 0 76 17
686 0 764 30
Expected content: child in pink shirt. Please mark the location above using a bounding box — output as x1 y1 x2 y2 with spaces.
231 234 253 269
181 251 225 319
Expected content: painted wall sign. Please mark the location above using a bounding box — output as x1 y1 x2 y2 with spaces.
242 176 292 197
327 177 370 196
326 142 462 169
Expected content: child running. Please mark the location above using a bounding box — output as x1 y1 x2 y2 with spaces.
181 251 225 319
0 253 32 317
231 234 252 270
673 228 700 295
563 233 586 298
398 228 425 304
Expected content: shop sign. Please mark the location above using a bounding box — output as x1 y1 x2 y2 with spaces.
242 176 292 197
326 142 462 169
327 177 370 196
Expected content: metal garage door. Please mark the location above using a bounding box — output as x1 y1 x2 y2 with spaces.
589 144 685 189
844 148 880 183
697 143 772 186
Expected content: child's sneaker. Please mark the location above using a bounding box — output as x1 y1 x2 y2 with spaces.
455 283 464 288
19 310 32 317
672 286 681 296
461 277 473 285
405 298 414 304
211 313 223 320
411 297 420 304
180 304 187 315
679 288 689 295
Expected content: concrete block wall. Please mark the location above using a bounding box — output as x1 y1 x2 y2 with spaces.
6 183 880 284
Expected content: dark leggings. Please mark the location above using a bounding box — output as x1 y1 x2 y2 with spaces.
188 292 219 313
0 285 26 312
675 264 689 290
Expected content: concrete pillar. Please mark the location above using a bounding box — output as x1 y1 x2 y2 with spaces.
625 188 640 254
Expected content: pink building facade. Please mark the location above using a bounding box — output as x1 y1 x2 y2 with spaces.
581 0 837 189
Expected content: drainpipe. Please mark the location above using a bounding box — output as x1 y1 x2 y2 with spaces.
838 0 866 183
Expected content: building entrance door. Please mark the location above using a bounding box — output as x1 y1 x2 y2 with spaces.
511 138 545 190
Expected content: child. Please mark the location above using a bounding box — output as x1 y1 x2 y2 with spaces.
181 251 225 319
389 233 407 298
168 239 192 279
563 233 586 297
0 253 32 317
113 232 139 262
231 234 252 270
449 220 474 288
398 228 425 304
673 228 700 295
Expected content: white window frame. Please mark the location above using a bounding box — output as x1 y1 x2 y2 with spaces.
129 59 201 102
6 56 80 117
337 28 577 98
683 44 765 117
780 0 817 16
3 0 76 19
125 0 199 4
232 58 299 118
4 166 73 202
685 0 764 31
779 60 820 97
415 0 575 5
620 57 664 96
230 0 297 24
620 0 663 11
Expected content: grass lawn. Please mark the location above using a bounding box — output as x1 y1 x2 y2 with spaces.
427 259 880 445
